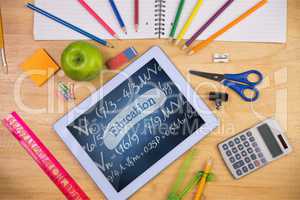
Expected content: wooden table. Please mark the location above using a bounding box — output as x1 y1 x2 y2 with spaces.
1 1 299 199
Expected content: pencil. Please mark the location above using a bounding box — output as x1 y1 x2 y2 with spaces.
108 0 127 34
0 10 7 73
169 0 186 40
78 0 119 39
26 3 114 48
182 0 234 50
134 0 139 32
193 158 213 200
174 0 203 46
188 0 268 55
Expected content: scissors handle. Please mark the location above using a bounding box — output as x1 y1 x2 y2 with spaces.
224 70 263 87
223 80 260 102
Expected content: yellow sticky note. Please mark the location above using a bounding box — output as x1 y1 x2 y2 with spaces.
20 49 59 86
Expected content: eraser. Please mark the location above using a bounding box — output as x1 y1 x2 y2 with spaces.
106 47 138 70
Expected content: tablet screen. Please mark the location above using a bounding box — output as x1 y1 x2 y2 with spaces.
66 58 205 192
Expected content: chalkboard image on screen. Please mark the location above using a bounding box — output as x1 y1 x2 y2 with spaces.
66 58 205 192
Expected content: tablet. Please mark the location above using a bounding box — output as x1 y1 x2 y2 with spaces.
53 46 219 200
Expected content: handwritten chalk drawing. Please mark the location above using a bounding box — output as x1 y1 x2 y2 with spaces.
66 59 205 192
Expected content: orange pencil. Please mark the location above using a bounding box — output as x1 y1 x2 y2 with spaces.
188 0 268 55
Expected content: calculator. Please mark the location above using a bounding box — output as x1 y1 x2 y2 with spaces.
218 119 292 179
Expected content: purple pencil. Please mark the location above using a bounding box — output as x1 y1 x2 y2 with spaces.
182 0 234 49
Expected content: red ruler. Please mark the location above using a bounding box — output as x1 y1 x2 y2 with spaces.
2 112 90 200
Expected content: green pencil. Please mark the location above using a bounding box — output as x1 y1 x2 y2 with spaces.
169 0 186 39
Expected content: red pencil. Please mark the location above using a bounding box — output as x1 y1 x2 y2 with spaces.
78 0 119 39
134 0 139 32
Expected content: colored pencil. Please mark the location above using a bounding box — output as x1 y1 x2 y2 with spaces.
193 158 213 200
108 0 127 34
134 0 139 32
26 3 114 48
188 0 268 55
0 10 7 73
174 0 203 45
182 0 234 49
169 0 186 40
78 0 119 39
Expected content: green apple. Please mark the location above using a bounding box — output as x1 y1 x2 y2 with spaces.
61 41 105 81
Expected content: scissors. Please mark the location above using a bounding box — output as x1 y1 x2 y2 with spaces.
190 70 263 102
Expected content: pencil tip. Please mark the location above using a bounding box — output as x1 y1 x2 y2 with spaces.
113 34 121 40
187 50 194 56
122 27 127 35
174 39 181 46
181 45 188 50
107 43 114 48
134 24 139 32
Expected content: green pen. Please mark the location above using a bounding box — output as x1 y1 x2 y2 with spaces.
169 0 186 40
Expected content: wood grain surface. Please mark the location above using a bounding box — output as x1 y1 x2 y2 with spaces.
0 1 299 200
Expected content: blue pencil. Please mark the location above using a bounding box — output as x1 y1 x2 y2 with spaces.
26 3 114 48
108 0 127 34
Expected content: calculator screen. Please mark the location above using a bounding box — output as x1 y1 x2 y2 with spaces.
258 124 283 158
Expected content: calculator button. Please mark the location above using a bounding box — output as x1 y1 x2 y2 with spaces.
246 131 252 137
226 150 232 157
222 144 229 150
240 135 247 141
238 144 244 150
245 157 251 163
232 147 238 153
254 160 261 167
255 147 261 153
249 137 255 142
241 151 247 157
247 148 253 154
242 166 249 173
236 169 243 176
233 160 245 169
250 154 257 160
248 163 255 170
229 156 235 163
258 153 264 158
251 142 258 147
235 153 242 160
261 158 267 164
234 138 241 144
229 141 235 147
244 141 250 147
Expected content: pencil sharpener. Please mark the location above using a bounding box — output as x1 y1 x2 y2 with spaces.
209 92 229 110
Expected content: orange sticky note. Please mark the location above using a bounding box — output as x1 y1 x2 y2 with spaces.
20 49 59 86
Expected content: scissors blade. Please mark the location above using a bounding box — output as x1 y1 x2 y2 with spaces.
189 70 224 82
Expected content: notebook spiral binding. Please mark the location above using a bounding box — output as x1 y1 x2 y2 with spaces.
154 0 166 38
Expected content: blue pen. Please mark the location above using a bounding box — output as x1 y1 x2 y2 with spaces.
108 0 127 34
26 3 114 48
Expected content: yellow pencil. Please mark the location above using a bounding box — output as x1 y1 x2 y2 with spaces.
188 0 268 55
0 11 7 73
174 0 203 45
193 158 213 200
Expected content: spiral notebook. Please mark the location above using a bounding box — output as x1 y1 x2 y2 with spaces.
34 0 287 43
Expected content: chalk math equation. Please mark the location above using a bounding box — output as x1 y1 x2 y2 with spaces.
67 59 205 191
